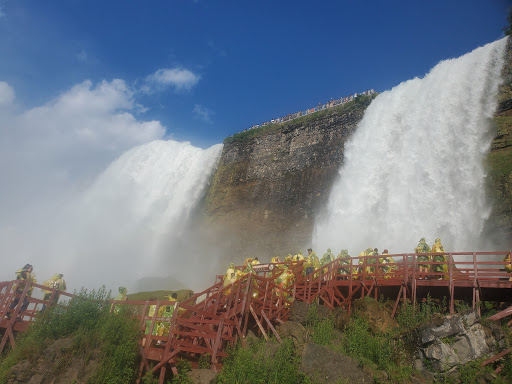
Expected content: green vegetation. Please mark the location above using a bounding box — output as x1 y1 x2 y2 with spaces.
215 338 309 384
223 95 376 144
127 289 193 302
0 287 140 384
396 294 444 330
503 8 512 36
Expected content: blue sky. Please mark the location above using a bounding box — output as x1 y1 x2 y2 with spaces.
0 0 510 149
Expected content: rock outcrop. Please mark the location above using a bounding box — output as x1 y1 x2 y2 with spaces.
411 310 506 379
485 36 512 246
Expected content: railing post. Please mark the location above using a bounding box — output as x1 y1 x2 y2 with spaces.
449 253 454 314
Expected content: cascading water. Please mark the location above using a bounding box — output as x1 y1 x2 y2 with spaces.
63 140 223 290
313 38 507 256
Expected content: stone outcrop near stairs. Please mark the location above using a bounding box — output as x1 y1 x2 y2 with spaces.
411 310 506 380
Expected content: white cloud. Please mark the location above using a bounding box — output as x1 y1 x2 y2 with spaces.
0 81 15 105
0 79 166 287
193 104 214 124
145 67 200 92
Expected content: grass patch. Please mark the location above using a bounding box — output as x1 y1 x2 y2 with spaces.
396 294 444 330
127 289 193 302
214 338 309 384
223 95 376 144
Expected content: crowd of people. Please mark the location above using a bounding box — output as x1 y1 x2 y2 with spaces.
221 237 512 295
243 89 376 132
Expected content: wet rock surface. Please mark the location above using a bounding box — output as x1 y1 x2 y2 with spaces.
412 310 506 378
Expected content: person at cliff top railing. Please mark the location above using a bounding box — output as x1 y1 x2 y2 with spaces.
379 249 396 279
415 238 431 280
431 238 447 280
41 273 66 311
336 249 351 278
6 264 35 320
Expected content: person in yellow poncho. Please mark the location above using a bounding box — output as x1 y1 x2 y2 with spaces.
223 263 242 295
6 264 35 320
504 253 512 281
356 248 374 279
415 238 431 279
336 249 351 279
431 238 447 280
294 251 305 262
305 248 320 276
274 266 295 302
379 249 396 279
156 293 179 343
41 273 66 311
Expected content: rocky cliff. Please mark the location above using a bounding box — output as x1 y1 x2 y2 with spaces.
203 37 512 262
203 95 375 261
485 36 512 246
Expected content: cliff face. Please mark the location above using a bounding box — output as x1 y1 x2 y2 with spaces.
485 36 512 246
203 96 375 260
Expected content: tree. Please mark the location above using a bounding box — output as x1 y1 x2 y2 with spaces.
503 8 512 36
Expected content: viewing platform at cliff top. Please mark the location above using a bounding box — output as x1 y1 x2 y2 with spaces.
1 250 511 383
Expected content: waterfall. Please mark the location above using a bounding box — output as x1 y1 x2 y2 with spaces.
313 38 507 256
63 140 223 290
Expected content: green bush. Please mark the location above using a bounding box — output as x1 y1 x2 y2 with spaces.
312 318 334 346
396 294 443 330
341 316 393 370
215 338 309 384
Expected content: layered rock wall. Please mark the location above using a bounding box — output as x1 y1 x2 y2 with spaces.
485 36 512 245
203 96 375 261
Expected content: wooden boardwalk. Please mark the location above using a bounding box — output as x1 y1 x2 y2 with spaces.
1 251 511 383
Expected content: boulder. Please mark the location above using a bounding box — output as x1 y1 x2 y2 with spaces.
187 369 217 384
276 321 307 350
413 310 505 378
300 343 373 384
352 298 398 334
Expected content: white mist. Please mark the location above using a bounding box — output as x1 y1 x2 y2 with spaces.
61 140 223 291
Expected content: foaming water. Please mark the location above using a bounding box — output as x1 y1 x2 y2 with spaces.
313 38 507 255
63 140 223 290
